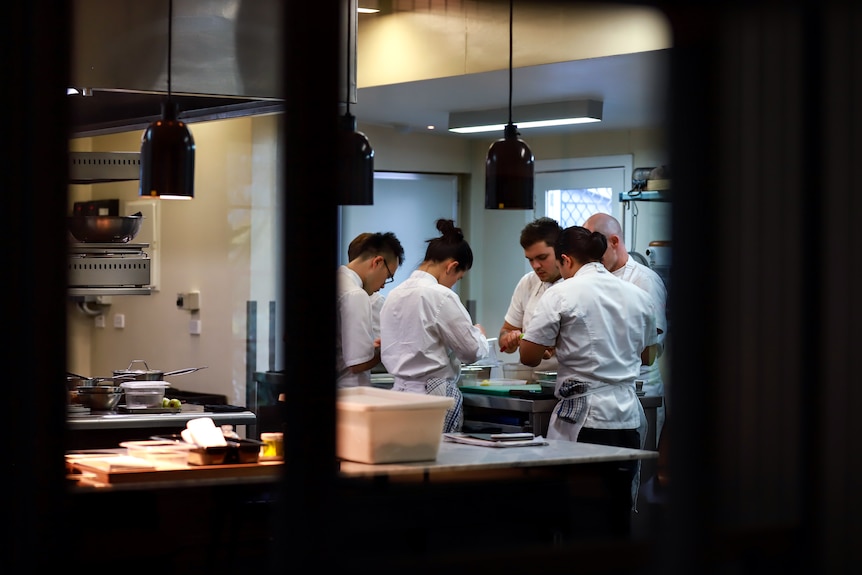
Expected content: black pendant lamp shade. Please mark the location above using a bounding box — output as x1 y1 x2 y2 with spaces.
139 0 195 200
485 0 534 210
140 99 195 199
485 123 534 209
336 112 374 205
337 0 373 205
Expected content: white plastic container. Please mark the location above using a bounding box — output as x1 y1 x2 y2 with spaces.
120 381 170 408
120 440 194 466
336 387 454 464
501 363 534 382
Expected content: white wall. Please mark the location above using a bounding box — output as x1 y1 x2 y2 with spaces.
68 114 277 405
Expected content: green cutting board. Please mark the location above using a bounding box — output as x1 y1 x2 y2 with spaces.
459 384 542 396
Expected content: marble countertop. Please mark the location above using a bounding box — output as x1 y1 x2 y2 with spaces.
66 437 656 491
338 438 657 478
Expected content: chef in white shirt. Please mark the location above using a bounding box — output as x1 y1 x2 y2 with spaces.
336 232 405 389
584 212 669 439
347 233 386 340
520 225 658 514
380 219 490 432
498 217 564 373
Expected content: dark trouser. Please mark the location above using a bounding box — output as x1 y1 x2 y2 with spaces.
578 427 640 537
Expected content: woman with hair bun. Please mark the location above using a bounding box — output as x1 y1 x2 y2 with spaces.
519 225 659 518
380 219 490 432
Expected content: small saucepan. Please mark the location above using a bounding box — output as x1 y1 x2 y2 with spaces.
113 360 208 382
66 372 113 390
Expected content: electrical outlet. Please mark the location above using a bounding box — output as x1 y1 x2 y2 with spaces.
95 314 106 328
113 313 125 329
189 319 202 335
177 291 201 311
185 291 200 311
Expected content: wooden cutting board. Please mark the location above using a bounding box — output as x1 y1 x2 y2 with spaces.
67 457 283 485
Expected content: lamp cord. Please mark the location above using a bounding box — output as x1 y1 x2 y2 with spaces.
345 0 351 115
508 0 513 126
167 0 173 99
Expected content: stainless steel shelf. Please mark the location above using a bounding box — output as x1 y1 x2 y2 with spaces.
68 287 151 297
69 151 141 183
619 189 671 202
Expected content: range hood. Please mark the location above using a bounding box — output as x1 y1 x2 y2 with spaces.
70 0 288 136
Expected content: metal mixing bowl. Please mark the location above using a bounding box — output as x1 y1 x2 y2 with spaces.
67 214 143 243
76 386 123 410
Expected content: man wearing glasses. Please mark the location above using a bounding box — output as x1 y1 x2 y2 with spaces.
336 232 405 388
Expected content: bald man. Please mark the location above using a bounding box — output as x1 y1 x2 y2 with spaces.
583 213 668 440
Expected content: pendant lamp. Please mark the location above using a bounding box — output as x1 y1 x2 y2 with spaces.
140 0 195 200
485 0 534 210
336 0 374 205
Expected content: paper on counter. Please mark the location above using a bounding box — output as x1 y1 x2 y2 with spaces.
443 433 548 448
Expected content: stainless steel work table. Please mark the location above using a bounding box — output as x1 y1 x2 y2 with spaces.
461 391 664 450
65 410 257 449
67 410 257 430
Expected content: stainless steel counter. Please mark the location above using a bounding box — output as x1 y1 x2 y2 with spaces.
461 391 663 450
66 410 257 430
66 410 257 450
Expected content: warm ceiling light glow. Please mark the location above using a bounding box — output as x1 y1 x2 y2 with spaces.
450 100 603 134
357 8 379 13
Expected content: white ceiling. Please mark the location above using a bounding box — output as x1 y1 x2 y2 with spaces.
351 48 671 139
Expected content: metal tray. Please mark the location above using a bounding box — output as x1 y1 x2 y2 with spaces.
118 405 181 414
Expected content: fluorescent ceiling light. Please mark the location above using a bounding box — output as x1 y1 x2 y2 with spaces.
449 100 603 134
357 7 379 13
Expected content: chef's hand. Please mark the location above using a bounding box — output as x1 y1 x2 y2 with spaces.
542 347 555 360
373 337 381 349
499 329 522 353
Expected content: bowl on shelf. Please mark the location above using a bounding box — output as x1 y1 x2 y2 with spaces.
67 213 143 243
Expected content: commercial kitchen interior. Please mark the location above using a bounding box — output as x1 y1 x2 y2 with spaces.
8 1 862 573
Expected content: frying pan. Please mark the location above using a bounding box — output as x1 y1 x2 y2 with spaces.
112 360 208 381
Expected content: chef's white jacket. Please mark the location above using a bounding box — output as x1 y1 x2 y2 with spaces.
380 270 489 393
524 262 658 430
336 266 375 388
613 257 668 435
503 271 562 371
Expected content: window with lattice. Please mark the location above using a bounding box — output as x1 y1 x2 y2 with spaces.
545 187 613 228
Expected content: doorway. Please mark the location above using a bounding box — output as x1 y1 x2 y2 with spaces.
534 155 670 256
338 172 459 297
535 155 631 226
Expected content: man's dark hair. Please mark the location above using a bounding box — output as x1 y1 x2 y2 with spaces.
520 217 563 250
350 232 405 266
